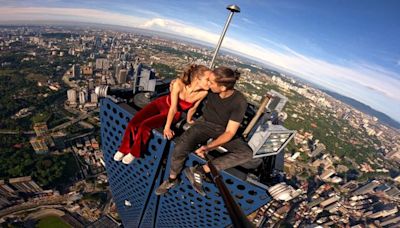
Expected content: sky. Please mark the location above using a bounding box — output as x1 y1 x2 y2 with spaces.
0 0 400 122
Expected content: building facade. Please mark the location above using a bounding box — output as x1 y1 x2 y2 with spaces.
100 98 271 227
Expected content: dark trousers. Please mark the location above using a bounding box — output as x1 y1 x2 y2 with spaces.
170 119 253 176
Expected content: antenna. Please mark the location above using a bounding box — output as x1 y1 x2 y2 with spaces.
209 5 241 69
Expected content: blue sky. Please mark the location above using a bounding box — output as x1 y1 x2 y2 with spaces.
1 0 399 122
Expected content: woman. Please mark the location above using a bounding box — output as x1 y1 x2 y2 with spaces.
114 64 211 164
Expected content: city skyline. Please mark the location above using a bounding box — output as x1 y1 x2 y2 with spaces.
1 24 400 227
0 0 399 122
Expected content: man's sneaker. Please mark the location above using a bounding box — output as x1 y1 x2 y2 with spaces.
155 178 180 195
184 166 206 196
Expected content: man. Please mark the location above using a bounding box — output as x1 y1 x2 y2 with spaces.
155 66 253 196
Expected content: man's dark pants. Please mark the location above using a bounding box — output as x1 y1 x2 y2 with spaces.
170 119 254 176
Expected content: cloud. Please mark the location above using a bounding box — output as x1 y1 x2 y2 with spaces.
242 17 255 24
139 18 221 44
1 7 399 121
206 21 220 28
138 17 400 121
0 7 148 27
141 18 168 28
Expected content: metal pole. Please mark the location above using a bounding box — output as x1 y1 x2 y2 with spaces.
242 95 272 139
208 162 255 228
209 5 240 69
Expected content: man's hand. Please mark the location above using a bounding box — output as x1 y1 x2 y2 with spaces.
163 128 175 140
195 145 208 158
186 119 195 125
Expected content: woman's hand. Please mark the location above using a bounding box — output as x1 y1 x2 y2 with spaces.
163 128 175 140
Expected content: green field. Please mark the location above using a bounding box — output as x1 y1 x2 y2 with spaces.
36 216 71 228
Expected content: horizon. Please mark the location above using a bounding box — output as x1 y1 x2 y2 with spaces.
0 0 399 122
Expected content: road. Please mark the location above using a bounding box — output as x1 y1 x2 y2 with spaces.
0 111 96 136
0 195 69 218
50 112 94 132
0 130 35 135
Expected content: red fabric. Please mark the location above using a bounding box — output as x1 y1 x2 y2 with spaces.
118 94 193 158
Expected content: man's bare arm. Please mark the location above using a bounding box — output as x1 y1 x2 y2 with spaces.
195 120 240 157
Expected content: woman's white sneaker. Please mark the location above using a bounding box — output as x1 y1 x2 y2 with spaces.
122 154 135 164
113 151 125 161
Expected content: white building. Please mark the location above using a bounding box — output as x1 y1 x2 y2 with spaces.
67 89 77 104
95 58 110 70
79 91 86 104
117 69 128 84
320 169 336 180
90 92 98 103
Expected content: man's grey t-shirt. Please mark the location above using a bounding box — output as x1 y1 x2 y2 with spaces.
202 90 248 127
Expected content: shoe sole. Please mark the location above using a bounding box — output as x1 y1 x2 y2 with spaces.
183 168 206 196
155 180 180 196
122 159 134 164
122 155 135 164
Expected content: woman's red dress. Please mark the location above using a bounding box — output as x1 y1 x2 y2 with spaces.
118 94 193 158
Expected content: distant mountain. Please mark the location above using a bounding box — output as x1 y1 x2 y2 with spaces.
322 89 400 129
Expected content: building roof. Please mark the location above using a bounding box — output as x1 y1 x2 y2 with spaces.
9 176 32 183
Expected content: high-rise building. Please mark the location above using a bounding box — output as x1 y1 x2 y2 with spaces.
95 36 102 48
30 137 49 154
115 63 122 79
268 183 299 201
132 63 142 94
82 66 93 76
83 88 89 101
67 89 77 104
33 122 48 137
91 92 98 103
310 143 326 158
100 97 271 227
138 69 156 92
117 69 127 84
88 80 95 90
0 180 16 198
96 58 110 70
72 64 80 78
9 176 43 193
79 91 87 104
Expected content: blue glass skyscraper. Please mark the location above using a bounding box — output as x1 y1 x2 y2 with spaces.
100 97 271 227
